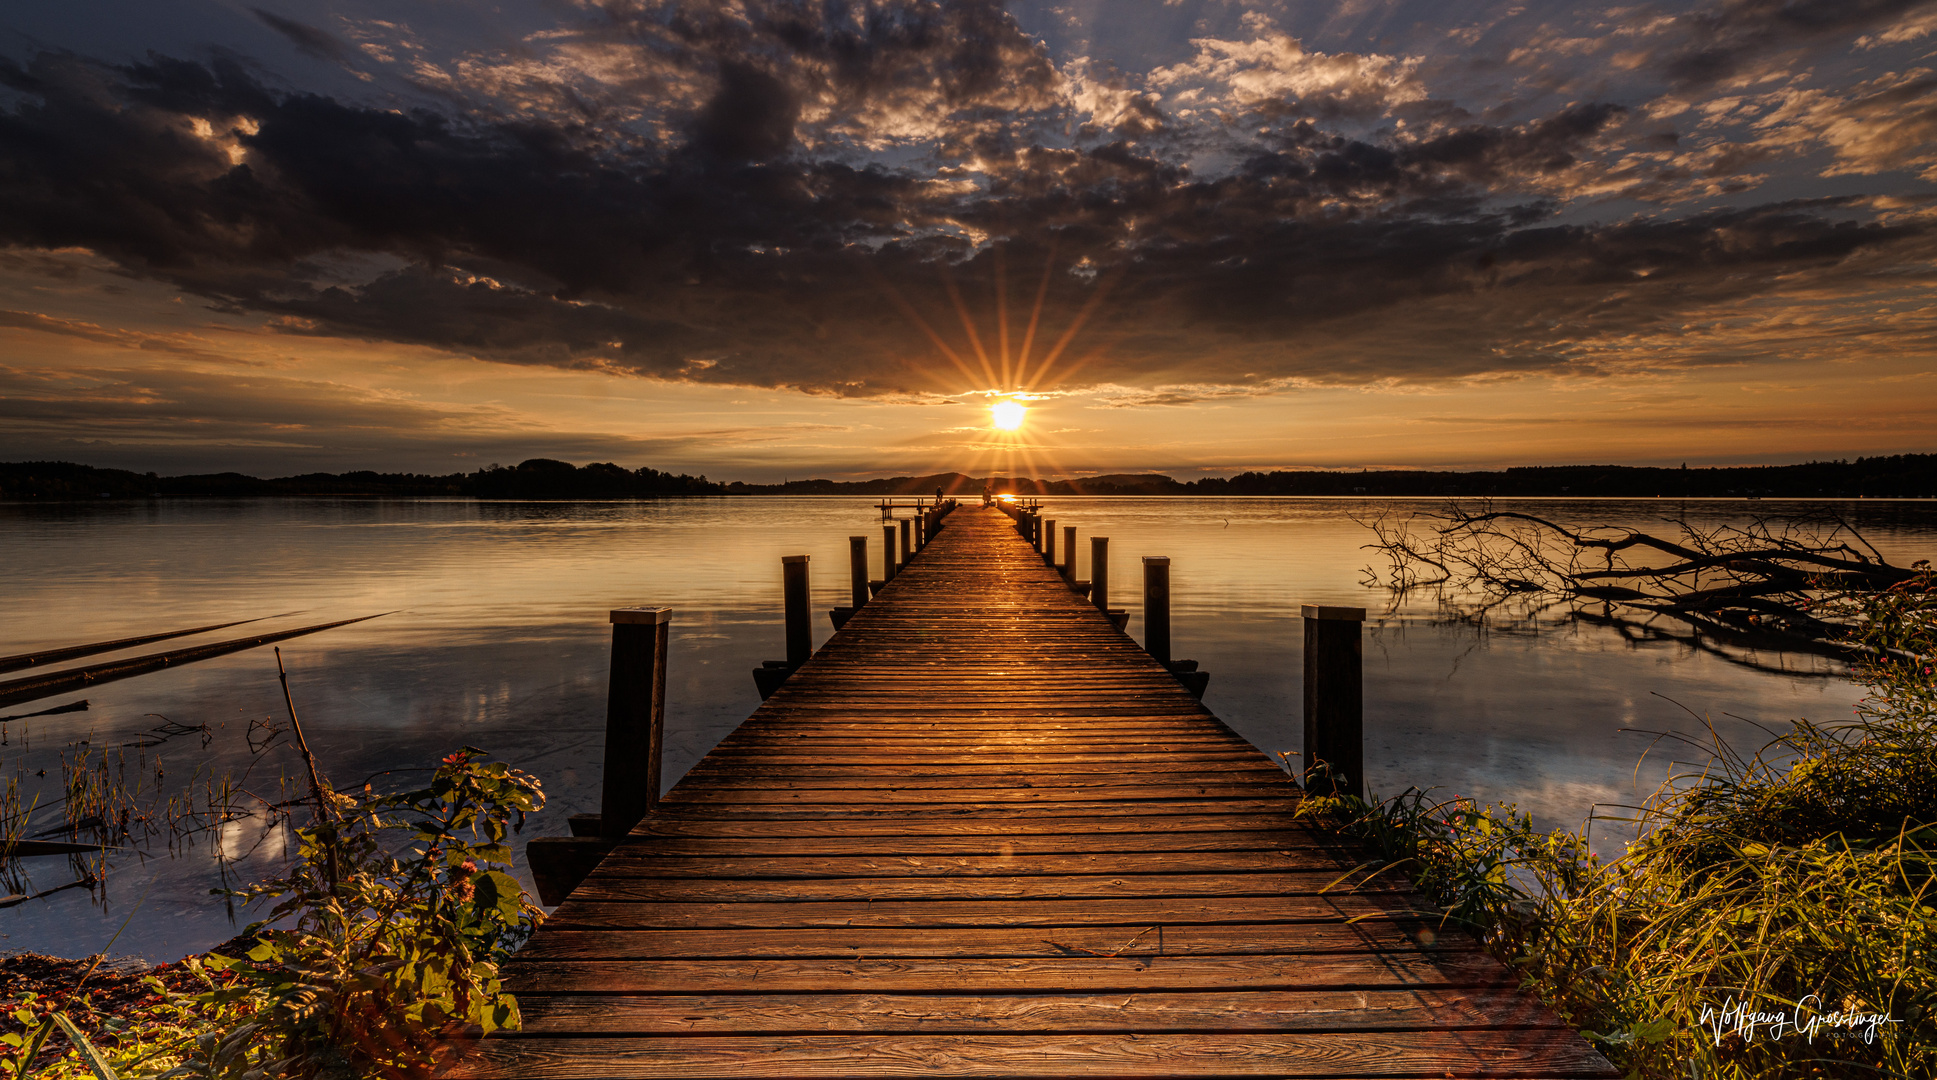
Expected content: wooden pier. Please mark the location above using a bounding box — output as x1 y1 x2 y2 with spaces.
451 507 1616 1079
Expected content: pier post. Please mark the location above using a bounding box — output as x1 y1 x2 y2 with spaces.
831 537 868 630
915 513 927 550
849 537 869 607
783 555 812 666
1062 525 1077 581
883 524 898 580
1043 520 1056 566
1091 536 1109 610
1302 605 1365 801
602 606 669 840
1143 556 1171 664
900 519 912 565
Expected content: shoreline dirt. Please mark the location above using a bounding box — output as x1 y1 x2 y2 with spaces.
0 935 255 1064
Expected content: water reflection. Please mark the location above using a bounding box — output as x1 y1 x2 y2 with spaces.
0 496 1930 960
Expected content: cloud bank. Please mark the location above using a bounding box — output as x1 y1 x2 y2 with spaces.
1 0 1934 406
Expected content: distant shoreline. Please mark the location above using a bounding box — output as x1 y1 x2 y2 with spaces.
4 455 1935 501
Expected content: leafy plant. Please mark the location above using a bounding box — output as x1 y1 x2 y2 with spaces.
171 748 544 1080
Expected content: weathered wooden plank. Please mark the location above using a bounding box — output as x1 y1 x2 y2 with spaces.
564 871 1403 903
683 760 1284 777
588 850 1355 877
672 784 1297 805
450 1032 1619 1078
594 829 1341 857
513 988 1568 1035
509 921 1475 961
544 894 1427 930
499 952 1522 995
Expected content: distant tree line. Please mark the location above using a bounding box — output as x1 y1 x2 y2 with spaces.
0 459 722 499
4 454 1935 500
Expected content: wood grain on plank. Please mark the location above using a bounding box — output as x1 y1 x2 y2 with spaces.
499 952 1522 994
450 1032 1620 1079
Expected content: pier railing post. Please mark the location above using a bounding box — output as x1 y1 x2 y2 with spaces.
1302 605 1365 801
1043 519 1056 566
783 555 812 666
831 537 868 631
1062 525 1077 581
1091 536 1109 610
602 606 669 840
1143 556 1170 664
900 519 912 566
848 536 869 608
883 523 898 580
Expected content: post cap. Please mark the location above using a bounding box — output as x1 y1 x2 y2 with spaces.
1142 555 1170 564
611 606 672 624
849 535 868 543
1301 604 1367 621
782 554 810 564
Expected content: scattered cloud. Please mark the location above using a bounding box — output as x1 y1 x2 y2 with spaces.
0 0 1933 470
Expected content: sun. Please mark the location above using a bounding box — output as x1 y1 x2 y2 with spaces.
990 400 1027 430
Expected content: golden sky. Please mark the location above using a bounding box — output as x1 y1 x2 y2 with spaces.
2 0 1934 480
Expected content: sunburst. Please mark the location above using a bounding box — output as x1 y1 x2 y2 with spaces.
869 241 1125 482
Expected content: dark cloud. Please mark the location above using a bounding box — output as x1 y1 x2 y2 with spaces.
1658 0 1937 89
0 0 1933 401
250 9 357 66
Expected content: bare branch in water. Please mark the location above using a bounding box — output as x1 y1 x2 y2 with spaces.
1359 501 1922 674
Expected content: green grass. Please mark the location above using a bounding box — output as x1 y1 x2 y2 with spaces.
1298 570 1937 1078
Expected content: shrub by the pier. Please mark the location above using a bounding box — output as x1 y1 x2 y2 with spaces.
1300 569 1937 1079
1 748 544 1079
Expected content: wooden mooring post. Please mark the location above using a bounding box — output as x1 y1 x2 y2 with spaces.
525 604 669 904
1061 525 1077 582
1142 555 1208 698
1302 604 1365 799
900 519 912 565
882 523 898 581
783 555 811 665
1042 519 1056 567
831 535 868 630
753 555 812 699
600 606 670 838
1091 535 1109 609
1143 556 1170 663
1093 535 1128 629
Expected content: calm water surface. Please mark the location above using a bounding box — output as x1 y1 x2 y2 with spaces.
2 496 1932 960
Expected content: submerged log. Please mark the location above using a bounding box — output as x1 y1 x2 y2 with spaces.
0 613 392 708
0 614 292 675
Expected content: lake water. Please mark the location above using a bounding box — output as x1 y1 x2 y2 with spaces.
2 496 1931 961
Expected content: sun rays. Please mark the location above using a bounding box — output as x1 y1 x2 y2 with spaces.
868 241 1125 481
